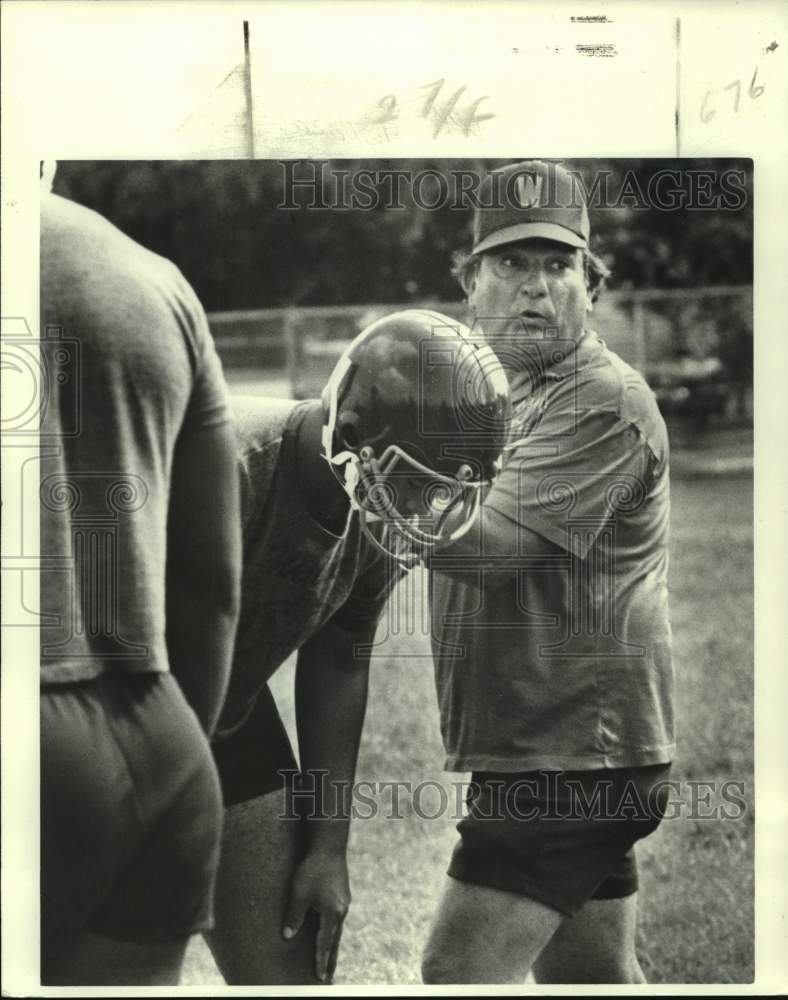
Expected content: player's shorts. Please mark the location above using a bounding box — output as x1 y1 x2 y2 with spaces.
40 671 223 948
447 764 672 917
211 683 297 807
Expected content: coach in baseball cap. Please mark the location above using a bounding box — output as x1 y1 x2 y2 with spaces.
453 160 609 342
424 160 675 985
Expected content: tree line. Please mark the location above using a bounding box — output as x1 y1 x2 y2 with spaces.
53 158 753 313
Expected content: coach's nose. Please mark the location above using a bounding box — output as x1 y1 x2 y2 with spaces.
518 265 550 301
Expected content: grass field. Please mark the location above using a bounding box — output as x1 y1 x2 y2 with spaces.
183 472 754 986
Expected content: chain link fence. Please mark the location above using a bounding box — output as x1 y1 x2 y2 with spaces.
208 285 752 429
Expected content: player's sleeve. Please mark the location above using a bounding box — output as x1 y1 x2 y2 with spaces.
168 263 231 432
327 529 407 635
485 405 655 559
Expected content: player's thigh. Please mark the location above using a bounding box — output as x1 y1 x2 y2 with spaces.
41 930 189 986
533 893 643 984
205 790 319 985
422 876 563 984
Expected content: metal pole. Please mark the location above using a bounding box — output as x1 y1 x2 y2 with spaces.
243 21 255 158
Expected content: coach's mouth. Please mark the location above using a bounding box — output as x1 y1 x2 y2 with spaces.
519 309 551 324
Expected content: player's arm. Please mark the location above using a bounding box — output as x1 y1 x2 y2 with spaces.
165 421 242 736
282 619 374 983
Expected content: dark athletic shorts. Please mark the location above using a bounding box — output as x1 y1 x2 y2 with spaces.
448 764 672 917
211 684 297 807
40 671 223 947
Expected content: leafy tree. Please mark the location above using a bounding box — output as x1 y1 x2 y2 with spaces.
53 158 752 312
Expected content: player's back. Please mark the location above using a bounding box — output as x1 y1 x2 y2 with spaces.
40 193 228 682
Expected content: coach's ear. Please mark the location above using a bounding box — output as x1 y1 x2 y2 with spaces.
462 254 481 302
584 281 594 314
464 272 478 302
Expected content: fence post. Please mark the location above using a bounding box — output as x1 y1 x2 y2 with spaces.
631 298 648 375
283 308 299 398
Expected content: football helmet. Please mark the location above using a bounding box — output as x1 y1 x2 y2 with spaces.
321 309 511 564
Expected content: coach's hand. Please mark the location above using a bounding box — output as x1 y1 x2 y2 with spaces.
282 848 350 983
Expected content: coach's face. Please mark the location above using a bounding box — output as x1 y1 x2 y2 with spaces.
467 238 589 341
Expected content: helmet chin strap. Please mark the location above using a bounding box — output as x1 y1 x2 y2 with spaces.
359 511 424 568
321 441 363 511
321 354 364 509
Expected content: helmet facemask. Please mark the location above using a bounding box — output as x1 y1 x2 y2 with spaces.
351 443 481 565
321 358 483 565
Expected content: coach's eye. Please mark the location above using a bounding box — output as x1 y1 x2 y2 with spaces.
490 254 525 279
500 255 522 271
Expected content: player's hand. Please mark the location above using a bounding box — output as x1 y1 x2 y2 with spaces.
282 849 350 983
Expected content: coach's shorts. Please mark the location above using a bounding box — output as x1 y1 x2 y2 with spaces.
211 684 297 807
40 671 223 947
447 765 672 917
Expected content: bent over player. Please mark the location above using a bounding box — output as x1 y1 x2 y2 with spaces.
204 309 510 984
423 161 675 984
39 190 241 984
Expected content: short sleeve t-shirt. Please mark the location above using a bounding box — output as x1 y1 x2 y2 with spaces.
39 194 230 685
430 331 674 772
214 396 401 740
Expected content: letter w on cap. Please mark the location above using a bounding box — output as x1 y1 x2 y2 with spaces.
515 174 543 208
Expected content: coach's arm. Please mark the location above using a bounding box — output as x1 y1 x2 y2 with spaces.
283 620 373 983
428 500 563 584
166 422 242 736
429 408 652 578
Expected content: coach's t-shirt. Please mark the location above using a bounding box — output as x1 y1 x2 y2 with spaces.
39 194 230 685
215 396 399 740
430 330 675 772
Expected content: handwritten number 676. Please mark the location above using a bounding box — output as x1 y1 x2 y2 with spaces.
700 67 764 123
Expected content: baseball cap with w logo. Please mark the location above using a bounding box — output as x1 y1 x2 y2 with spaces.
471 160 589 255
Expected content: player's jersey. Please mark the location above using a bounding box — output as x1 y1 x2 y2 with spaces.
430 330 674 772
215 395 399 740
39 194 230 685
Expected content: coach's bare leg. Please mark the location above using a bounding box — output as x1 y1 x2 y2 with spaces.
41 933 187 985
421 877 564 984
205 791 320 985
533 893 645 983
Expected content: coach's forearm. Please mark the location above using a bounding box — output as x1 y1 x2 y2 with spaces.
295 628 371 853
432 506 555 570
428 503 560 580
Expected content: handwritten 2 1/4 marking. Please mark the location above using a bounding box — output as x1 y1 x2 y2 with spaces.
372 79 496 138
700 67 765 123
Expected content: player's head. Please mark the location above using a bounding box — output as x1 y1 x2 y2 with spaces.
321 309 511 564
452 161 610 341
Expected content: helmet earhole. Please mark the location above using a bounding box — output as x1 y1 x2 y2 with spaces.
338 410 361 449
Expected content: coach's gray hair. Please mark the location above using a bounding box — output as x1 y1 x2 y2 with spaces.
451 246 611 304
